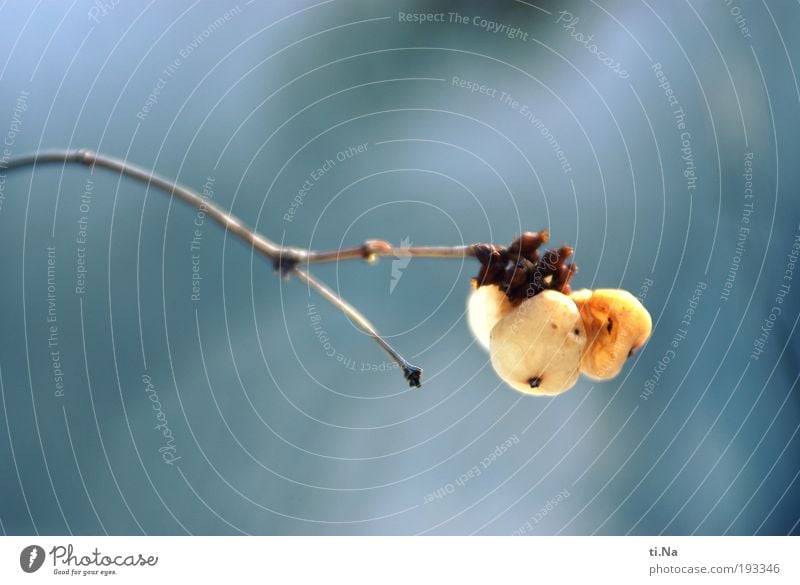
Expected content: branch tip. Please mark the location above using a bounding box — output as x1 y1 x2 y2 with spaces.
403 364 423 388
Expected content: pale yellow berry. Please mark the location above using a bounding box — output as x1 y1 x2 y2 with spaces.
489 290 586 396
570 289 652 380
466 283 514 351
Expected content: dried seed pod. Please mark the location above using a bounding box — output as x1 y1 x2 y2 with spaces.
489 290 586 396
502 259 534 296
471 232 576 300
467 283 514 350
570 289 652 380
473 244 506 287
507 230 548 261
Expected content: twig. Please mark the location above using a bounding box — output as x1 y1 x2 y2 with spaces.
5 149 425 387
304 242 478 264
291 270 421 387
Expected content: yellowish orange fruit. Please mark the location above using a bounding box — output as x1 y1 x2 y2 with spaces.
570 289 652 380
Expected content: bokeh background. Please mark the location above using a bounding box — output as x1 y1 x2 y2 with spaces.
0 0 798 535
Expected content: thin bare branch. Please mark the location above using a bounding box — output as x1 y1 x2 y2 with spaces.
5 149 426 387
4 148 288 261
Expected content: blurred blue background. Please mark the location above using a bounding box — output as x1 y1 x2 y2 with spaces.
0 0 798 535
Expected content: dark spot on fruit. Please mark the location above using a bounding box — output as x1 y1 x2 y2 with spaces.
606 320 613 334
574 328 580 335
528 376 542 389
551 323 557 329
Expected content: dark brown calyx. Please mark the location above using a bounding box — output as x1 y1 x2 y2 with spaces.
473 231 577 301
473 243 505 287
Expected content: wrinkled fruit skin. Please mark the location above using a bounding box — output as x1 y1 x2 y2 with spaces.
467 284 514 351
570 289 653 380
489 290 586 396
